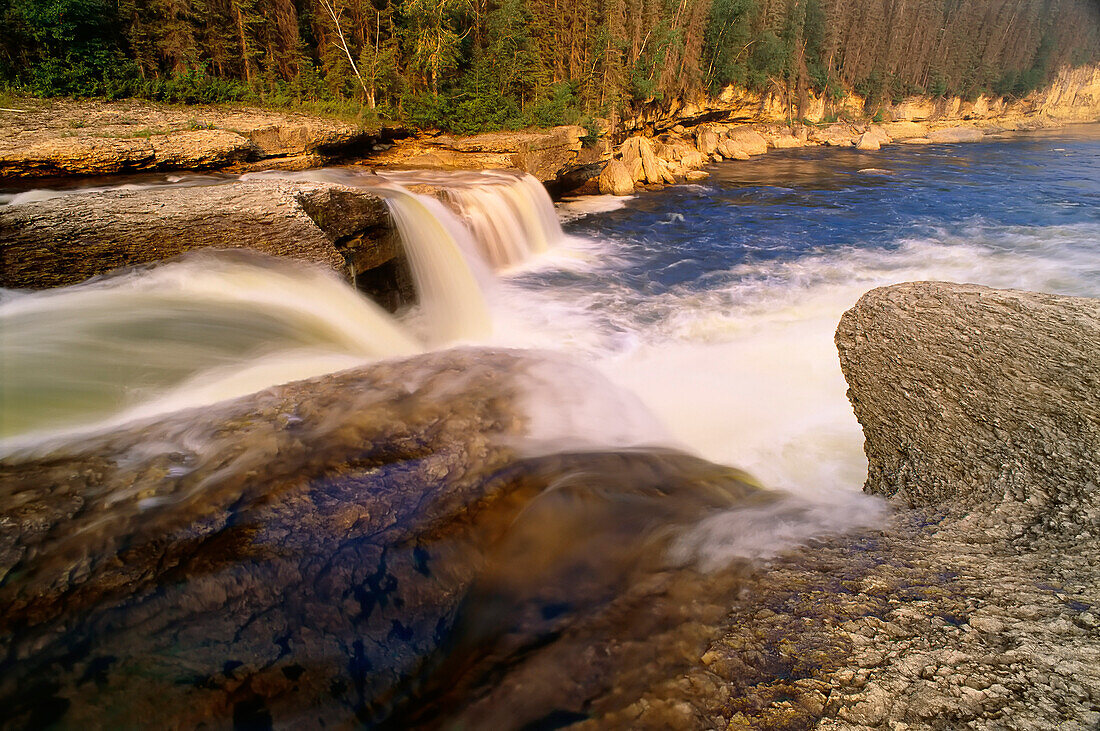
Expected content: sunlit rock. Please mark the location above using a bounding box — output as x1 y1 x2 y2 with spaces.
927 125 984 143
856 132 881 150
598 159 634 196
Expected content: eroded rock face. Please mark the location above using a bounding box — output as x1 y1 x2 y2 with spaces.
835 282 1100 538
0 180 410 307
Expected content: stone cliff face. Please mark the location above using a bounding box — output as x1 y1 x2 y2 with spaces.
624 63 1100 133
835 282 1100 539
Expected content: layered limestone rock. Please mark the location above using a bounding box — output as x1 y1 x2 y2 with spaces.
366 125 609 183
835 282 1100 538
881 120 930 139
927 126 984 143
0 180 411 307
0 97 376 177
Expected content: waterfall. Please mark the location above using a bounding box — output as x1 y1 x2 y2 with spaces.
376 186 493 344
242 168 564 339
1 168 566 448
0 252 420 451
378 170 564 270
440 172 565 269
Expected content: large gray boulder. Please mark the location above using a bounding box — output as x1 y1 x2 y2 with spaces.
836 282 1100 537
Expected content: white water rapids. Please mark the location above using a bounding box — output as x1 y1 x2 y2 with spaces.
6 157 1099 561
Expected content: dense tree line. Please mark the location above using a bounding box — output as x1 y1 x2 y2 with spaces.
1 0 1098 131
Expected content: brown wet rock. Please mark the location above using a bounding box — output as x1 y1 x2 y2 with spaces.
0 347 774 729
0 349 528 728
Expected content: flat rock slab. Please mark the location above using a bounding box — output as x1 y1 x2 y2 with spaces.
0 179 402 292
0 97 370 177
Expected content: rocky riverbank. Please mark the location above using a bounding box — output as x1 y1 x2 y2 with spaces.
0 97 408 178
3 64 1098 193
568 282 1100 730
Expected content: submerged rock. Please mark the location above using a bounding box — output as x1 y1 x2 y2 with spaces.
0 348 767 729
835 282 1100 538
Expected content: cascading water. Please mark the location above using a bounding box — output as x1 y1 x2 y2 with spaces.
0 252 420 453
372 185 493 344
238 167 567 339
430 171 565 268
0 167 568 451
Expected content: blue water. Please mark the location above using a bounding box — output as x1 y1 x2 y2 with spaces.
491 124 1100 513
563 125 1100 295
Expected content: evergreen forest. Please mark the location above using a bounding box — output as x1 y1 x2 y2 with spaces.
2 0 1099 132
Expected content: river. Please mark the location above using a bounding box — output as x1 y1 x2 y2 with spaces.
1 123 1098 728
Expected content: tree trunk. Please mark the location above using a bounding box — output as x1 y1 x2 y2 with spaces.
236 5 252 86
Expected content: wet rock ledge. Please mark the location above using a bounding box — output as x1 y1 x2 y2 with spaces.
0 180 414 308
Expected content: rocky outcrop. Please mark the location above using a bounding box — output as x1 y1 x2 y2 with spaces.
927 126 984 143
0 180 412 307
366 125 610 183
881 120 930 139
0 97 381 178
856 132 881 150
836 282 1100 538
